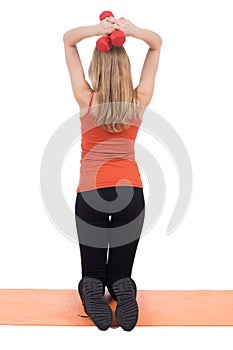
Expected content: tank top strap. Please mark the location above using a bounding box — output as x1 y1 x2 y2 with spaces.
88 92 94 113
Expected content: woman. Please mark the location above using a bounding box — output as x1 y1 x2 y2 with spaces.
63 15 162 331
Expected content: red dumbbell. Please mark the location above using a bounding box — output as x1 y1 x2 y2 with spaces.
96 11 126 52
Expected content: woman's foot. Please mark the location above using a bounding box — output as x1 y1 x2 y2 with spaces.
78 277 113 331
112 277 138 331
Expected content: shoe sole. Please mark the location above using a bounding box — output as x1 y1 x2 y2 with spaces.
83 277 112 331
112 278 138 331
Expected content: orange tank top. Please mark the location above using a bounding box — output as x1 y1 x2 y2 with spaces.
76 93 143 193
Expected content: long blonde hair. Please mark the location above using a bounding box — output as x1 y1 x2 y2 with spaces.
88 46 137 133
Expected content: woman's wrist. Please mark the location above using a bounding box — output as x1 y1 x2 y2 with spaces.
116 19 162 49
63 24 100 46
133 27 162 50
128 25 141 38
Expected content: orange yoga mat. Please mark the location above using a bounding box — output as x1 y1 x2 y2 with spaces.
0 289 233 327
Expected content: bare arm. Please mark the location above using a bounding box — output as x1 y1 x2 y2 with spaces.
117 19 162 107
63 18 117 106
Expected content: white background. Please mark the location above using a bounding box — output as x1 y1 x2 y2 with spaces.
0 0 233 348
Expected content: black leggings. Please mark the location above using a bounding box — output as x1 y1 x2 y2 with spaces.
75 186 145 290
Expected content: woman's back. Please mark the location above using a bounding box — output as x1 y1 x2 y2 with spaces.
77 93 144 192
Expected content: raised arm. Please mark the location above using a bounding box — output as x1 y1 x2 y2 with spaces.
63 18 117 107
117 19 162 107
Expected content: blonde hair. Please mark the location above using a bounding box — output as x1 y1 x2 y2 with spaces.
88 46 137 133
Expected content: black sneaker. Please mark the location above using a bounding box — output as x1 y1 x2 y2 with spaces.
112 277 138 331
78 277 113 331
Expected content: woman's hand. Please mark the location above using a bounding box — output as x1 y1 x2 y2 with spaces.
97 16 119 36
115 18 139 37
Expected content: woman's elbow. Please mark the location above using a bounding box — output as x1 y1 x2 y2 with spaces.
157 35 163 46
63 32 67 42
